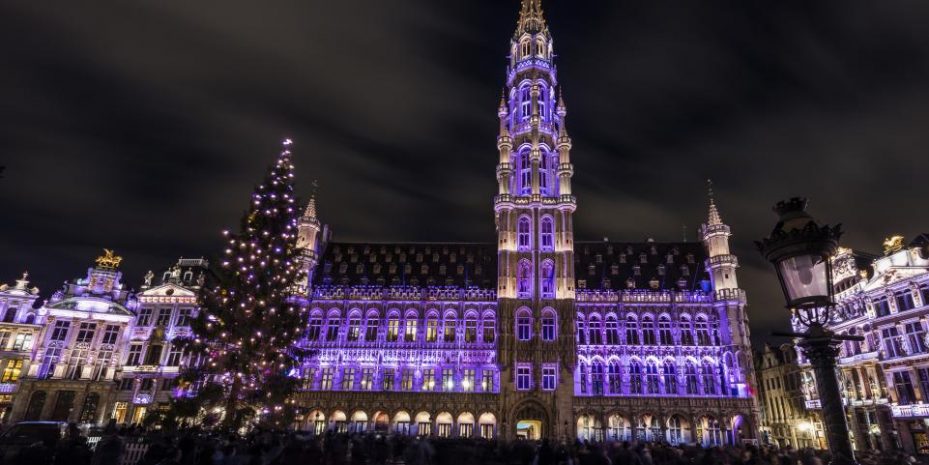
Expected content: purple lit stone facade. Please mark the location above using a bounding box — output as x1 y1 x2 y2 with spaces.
291 0 759 444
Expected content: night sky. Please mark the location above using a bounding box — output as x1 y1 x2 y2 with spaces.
2 1 928 345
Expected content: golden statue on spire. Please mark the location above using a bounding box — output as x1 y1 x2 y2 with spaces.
95 249 123 269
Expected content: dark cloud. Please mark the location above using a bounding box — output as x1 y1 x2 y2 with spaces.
1 0 928 345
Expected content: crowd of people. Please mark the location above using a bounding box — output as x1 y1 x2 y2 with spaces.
0 420 920 465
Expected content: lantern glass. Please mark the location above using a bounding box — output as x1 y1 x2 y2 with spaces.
777 253 830 305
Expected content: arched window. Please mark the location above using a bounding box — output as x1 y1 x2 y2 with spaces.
608 361 622 394
443 314 456 342
696 316 712 345
520 39 530 59
540 217 554 251
347 313 361 341
588 316 602 345
535 37 546 58
541 310 556 341
540 260 555 298
685 363 699 395
658 316 673 345
537 86 547 123
482 313 496 343
364 312 380 341
642 315 656 345
426 314 439 342
578 362 589 394
308 314 323 341
605 316 619 344
404 314 418 342
591 361 605 395
625 316 639 345
646 361 660 394
702 361 718 395
517 260 532 298
628 361 643 394
326 314 341 341
464 314 478 343
517 217 532 250
387 314 400 342
680 316 695 346
520 86 531 121
518 151 531 195
663 361 678 394
576 316 587 344
516 309 532 341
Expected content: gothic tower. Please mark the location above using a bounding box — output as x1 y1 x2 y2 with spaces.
495 0 576 440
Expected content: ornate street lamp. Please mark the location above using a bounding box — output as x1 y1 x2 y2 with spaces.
757 198 861 465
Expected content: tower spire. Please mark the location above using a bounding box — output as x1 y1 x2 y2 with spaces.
517 0 547 35
304 180 319 219
707 179 723 226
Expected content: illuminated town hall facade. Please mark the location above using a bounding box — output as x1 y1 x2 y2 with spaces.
3 0 759 444
291 1 758 444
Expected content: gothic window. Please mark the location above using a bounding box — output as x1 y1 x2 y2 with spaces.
540 217 554 251
663 361 678 394
629 361 643 394
518 217 532 250
588 316 603 345
535 37 546 58
465 315 478 343
685 363 699 395
365 314 379 341
537 85 547 122
541 259 555 298
578 362 589 394
517 259 532 298
695 316 711 346
702 361 718 395
404 316 418 342
308 317 323 341
347 315 361 341
520 39 530 60
387 315 400 342
463 369 475 391
680 316 695 345
645 361 660 394
326 316 340 341
443 314 456 342
608 362 622 394
605 316 620 344
483 314 496 343
541 309 556 341
576 316 587 344
641 315 656 345
658 316 673 345
520 86 531 121
426 315 439 342
516 309 533 341
342 368 355 390
625 315 639 345
591 361 605 395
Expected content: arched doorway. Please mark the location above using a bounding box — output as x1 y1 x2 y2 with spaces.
330 410 347 434
350 411 368 433
392 411 411 435
607 414 631 441
512 401 548 440
732 414 756 445
373 411 389 432
667 414 690 445
478 412 497 439
458 412 475 438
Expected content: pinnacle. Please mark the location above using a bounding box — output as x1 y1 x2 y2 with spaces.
707 179 723 226
517 0 547 35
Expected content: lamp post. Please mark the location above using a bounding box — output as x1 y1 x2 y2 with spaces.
756 198 861 465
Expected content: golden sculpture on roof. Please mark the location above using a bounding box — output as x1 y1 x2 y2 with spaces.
95 249 123 269
883 235 905 256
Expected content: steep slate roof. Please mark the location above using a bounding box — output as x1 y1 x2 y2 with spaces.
313 242 497 289
573 240 711 292
314 239 712 293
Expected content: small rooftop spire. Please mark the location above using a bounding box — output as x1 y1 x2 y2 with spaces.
304 180 318 219
707 179 723 225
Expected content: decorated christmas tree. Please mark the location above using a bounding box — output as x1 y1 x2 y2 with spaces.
178 139 307 429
